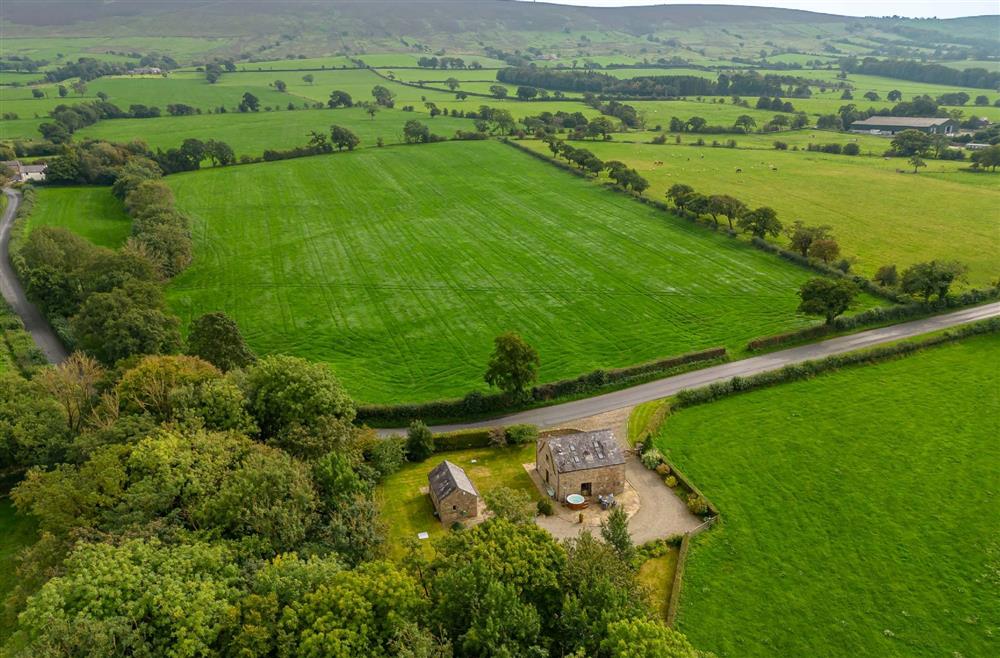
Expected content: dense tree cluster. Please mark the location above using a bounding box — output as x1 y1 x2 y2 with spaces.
843 57 1000 90
666 183 784 238
2 342 710 657
416 56 468 69
43 57 130 83
497 67 813 99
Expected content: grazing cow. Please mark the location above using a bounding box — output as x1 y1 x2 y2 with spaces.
735 168 743 173
771 166 778 171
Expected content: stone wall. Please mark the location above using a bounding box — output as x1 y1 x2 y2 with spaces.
433 489 480 527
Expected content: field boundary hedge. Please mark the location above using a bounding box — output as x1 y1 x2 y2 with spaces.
747 288 1000 351
357 347 725 425
676 317 1000 409
0 298 46 378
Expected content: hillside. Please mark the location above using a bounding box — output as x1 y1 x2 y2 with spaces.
2 1 996 64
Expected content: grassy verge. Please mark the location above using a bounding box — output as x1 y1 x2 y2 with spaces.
637 550 679 622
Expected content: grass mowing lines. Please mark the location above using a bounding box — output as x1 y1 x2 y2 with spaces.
25 187 132 249
517 139 1000 286
165 140 871 404
655 332 1000 658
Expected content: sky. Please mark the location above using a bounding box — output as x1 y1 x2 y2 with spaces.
520 0 1000 19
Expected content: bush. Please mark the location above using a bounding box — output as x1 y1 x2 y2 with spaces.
537 498 554 516
655 463 671 476
687 494 709 515
664 475 678 488
843 142 861 156
432 428 491 452
506 424 539 445
773 141 788 150
406 420 434 461
488 426 508 448
641 448 664 470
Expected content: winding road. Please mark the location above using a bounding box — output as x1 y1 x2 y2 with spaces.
1 187 69 364
382 301 1000 434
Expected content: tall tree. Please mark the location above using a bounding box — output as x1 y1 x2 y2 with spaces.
797 278 859 324
186 311 256 371
484 332 540 399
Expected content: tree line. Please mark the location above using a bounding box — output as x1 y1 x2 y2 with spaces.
497 67 819 99
843 57 1000 90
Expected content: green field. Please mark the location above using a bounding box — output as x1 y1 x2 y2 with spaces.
27 187 131 249
76 107 477 157
163 140 850 404
376 443 539 556
519 138 1000 285
655 332 1000 657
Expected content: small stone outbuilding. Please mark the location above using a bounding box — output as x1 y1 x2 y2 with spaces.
428 460 481 527
536 429 625 502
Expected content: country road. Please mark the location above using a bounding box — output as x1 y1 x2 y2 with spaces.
381 301 1000 435
1 187 69 364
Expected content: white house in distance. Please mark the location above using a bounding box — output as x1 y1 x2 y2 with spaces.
2 161 47 183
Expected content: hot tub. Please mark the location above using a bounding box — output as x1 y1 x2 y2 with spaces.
565 494 587 510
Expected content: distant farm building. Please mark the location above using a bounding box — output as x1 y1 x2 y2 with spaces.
849 116 956 135
536 429 625 502
428 460 481 527
128 67 163 75
2 161 47 183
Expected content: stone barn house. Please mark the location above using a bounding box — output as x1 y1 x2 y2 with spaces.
428 460 481 527
536 429 625 502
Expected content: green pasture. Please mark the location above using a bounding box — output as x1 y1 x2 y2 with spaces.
627 128 891 153
76 107 477 157
26 187 131 249
376 443 539 557
630 100 794 130
656 332 1000 657
386 69 501 84
164 140 843 404
1 36 235 65
519 139 1000 284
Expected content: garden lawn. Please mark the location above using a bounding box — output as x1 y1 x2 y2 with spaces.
376 443 540 557
637 551 679 621
654 332 1000 658
520 139 1000 285
26 187 131 249
165 140 846 404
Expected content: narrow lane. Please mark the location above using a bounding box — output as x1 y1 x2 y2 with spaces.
0 187 69 364
381 301 1000 434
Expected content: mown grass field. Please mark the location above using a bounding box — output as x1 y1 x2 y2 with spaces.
520 138 1000 285
164 140 841 404
76 107 477 157
654 332 1000 657
376 443 540 557
26 187 131 249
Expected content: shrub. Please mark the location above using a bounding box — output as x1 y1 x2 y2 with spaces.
433 428 492 452
537 498 554 516
665 475 678 488
641 448 664 470
773 140 788 150
488 426 508 448
843 142 861 156
655 463 671 476
406 420 434 461
506 424 539 445
687 494 709 515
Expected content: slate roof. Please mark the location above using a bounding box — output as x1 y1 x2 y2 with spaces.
428 460 478 500
545 430 624 474
850 116 953 128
